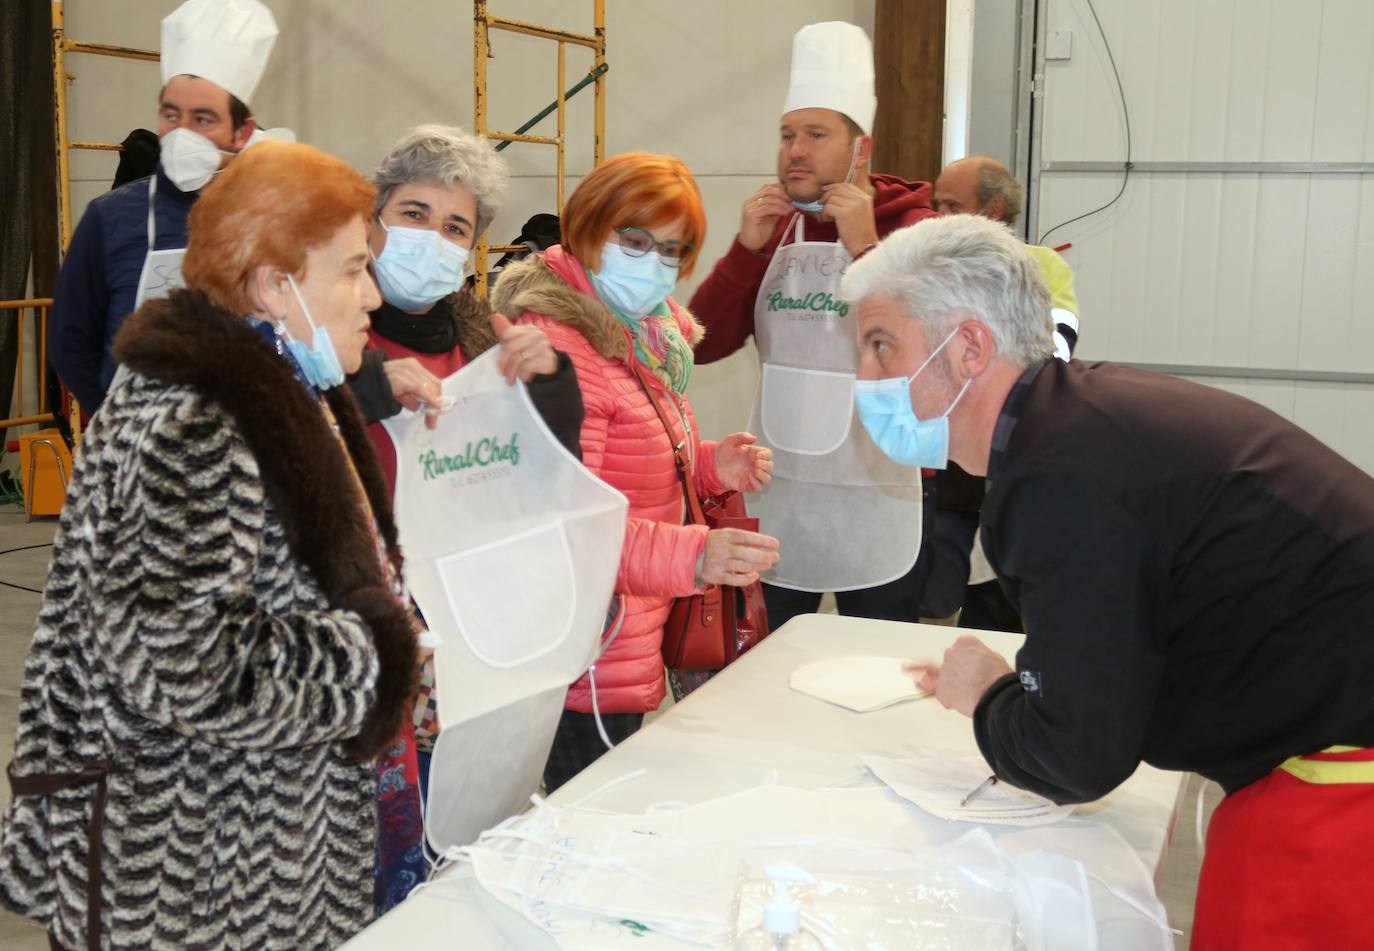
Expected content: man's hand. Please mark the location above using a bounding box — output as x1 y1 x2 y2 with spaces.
904 635 1014 717
383 358 443 430
819 182 879 257
739 184 794 253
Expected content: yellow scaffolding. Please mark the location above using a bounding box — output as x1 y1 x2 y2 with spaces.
472 0 606 297
0 300 56 432
50 0 159 437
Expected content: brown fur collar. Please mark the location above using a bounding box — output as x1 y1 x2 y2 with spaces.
112 290 417 763
450 287 500 358
490 255 705 360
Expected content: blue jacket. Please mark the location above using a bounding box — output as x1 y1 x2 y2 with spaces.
50 167 197 411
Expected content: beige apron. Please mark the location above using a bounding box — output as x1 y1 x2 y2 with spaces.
746 215 923 592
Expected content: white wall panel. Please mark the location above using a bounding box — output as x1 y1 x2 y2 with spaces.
1036 0 1374 473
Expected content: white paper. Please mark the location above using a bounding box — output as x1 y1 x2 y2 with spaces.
862 753 1074 826
789 654 929 712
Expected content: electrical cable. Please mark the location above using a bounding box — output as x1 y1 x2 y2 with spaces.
1037 0 1133 247
0 542 54 594
0 544 55 557
0 460 24 506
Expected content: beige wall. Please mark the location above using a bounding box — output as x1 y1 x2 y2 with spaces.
58 0 875 440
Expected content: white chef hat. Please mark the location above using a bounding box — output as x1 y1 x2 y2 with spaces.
244 125 296 149
161 0 279 105
781 21 877 134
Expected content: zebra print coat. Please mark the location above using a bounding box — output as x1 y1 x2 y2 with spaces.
0 291 419 950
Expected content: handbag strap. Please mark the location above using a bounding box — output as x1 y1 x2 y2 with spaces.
629 360 708 527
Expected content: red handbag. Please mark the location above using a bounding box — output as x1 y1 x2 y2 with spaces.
631 364 771 671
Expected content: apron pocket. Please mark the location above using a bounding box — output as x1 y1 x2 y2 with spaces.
437 519 577 668
760 363 855 456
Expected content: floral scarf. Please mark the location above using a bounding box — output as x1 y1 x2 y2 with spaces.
615 299 695 395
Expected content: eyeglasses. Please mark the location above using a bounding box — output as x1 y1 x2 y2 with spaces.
614 227 692 268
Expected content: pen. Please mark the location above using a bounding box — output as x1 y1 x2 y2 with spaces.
960 774 998 807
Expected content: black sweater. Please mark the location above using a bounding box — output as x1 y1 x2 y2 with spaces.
975 360 1374 801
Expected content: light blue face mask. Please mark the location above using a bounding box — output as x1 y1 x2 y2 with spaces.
370 219 469 312
278 274 346 390
853 327 971 469
790 138 862 214
589 241 678 318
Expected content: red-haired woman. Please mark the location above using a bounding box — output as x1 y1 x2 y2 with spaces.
493 152 781 790
0 141 416 949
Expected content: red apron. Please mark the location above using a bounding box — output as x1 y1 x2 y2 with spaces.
1192 746 1374 949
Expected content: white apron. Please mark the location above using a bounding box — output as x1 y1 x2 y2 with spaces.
384 349 628 850
747 216 923 592
133 176 187 309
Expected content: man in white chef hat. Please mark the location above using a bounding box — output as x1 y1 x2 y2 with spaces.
50 0 279 415
685 21 947 646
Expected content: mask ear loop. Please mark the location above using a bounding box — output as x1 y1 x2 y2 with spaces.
842 135 862 186
906 324 963 385
282 273 322 345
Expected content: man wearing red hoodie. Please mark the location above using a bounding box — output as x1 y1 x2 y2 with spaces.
690 22 943 628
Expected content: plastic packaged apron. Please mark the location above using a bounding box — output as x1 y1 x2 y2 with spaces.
133 176 187 309
384 349 628 850
747 215 923 592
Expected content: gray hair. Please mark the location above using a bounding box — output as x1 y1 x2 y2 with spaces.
841 214 1054 369
374 124 509 236
974 157 1025 226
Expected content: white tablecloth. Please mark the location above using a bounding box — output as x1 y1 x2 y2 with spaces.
344 614 1185 949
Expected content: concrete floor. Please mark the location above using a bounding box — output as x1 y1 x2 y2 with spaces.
0 505 59 949
0 502 1220 948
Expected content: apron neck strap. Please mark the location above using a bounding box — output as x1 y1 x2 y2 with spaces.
146 175 158 248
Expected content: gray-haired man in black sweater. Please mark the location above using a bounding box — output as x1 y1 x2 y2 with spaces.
842 213 1374 948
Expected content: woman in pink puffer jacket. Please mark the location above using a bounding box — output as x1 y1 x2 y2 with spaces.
491 153 780 791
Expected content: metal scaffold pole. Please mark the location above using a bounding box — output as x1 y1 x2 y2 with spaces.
472 1 607 298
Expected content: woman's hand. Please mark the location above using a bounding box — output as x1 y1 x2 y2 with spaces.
492 311 558 384
699 528 780 587
714 432 773 493
383 357 444 430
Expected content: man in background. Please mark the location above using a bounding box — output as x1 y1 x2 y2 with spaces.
933 155 1083 631
689 21 944 631
50 0 276 413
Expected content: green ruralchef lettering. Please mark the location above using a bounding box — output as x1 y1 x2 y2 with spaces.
766 290 849 317
419 434 521 480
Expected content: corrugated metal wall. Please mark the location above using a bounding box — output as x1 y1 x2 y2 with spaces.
1033 0 1374 472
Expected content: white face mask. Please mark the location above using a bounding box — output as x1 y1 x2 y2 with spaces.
160 127 233 192
370 219 469 312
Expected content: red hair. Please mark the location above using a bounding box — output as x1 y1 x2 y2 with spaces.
182 140 376 314
560 152 706 278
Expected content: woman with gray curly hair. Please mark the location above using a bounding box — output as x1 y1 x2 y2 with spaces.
352 125 586 912
354 124 583 477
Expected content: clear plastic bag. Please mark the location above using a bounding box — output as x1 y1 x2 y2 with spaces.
730 862 1018 951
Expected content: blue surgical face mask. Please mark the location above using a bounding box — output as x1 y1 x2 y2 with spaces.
853 327 971 468
790 137 862 214
370 219 469 312
590 241 678 318
278 274 346 390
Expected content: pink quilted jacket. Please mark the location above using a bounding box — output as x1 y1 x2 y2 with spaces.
491 246 727 713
